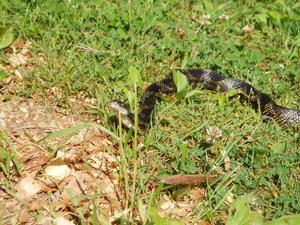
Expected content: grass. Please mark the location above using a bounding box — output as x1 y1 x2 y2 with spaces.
1 0 300 224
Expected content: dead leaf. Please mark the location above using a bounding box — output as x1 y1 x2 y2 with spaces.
220 148 231 171
7 53 28 67
45 159 71 182
188 188 206 202
35 216 53 225
242 24 254 33
15 172 43 201
61 176 87 202
18 210 32 223
14 68 28 79
161 174 218 185
160 200 175 210
99 175 117 199
225 191 234 205
23 148 49 171
29 201 67 211
5 201 20 213
55 216 75 225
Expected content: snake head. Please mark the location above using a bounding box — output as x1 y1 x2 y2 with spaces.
109 100 134 129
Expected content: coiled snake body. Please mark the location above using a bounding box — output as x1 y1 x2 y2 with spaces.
110 69 300 129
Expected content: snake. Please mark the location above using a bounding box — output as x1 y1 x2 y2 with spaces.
110 69 300 129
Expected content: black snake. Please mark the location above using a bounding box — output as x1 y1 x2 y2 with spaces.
110 69 300 129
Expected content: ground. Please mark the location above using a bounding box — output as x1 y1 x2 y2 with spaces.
0 1 300 224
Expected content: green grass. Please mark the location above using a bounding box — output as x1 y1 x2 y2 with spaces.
1 0 300 224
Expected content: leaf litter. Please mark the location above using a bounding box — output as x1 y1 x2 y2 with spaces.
0 93 130 223
0 40 127 224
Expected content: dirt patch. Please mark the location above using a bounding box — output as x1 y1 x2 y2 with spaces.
0 96 126 224
0 40 129 224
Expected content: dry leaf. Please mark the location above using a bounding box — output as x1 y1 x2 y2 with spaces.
45 159 71 182
55 216 75 225
160 200 175 210
242 24 254 33
29 201 66 211
15 173 43 201
188 188 206 202
5 201 20 213
7 53 28 67
220 149 231 171
18 210 32 223
161 174 218 185
61 177 87 202
99 175 117 199
35 216 53 225
225 191 234 205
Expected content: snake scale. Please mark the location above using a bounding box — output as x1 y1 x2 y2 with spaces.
110 69 300 129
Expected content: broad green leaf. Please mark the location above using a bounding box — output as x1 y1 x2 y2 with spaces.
149 207 183 225
174 91 186 100
0 26 14 49
173 71 189 100
226 195 264 225
173 71 188 93
128 66 141 85
125 89 135 111
185 90 205 98
227 195 300 225
264 215 300 225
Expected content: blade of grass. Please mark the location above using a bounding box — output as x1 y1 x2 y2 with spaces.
67 188 87 225
117 113 130 213
37 122 119 143
0 129 22 176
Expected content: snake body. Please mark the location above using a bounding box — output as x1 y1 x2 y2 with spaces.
111 69 300 129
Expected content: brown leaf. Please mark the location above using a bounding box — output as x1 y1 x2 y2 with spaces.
61 176 87 202
23 148 49 171
15 172 44 201
44 159 71 182
161 174 218 185
55 216 75 225
188 187 206 202
29 201 67 211
7 53 28 67
18 210 32 223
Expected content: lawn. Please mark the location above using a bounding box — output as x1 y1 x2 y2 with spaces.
0 0 299 224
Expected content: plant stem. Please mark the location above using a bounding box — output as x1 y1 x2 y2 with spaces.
118 113 129 212
130 82 139 219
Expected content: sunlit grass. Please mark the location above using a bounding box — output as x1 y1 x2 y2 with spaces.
0 0 299 224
